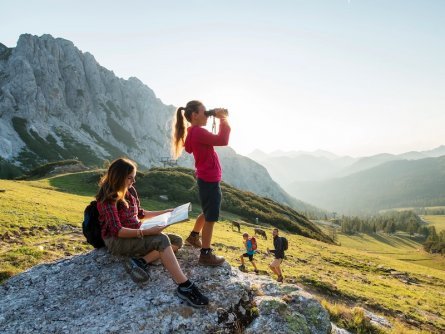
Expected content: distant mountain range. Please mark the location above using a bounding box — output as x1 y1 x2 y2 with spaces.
248 147 445 214
249 146 445 184
0 34 319 215
289 156 445 214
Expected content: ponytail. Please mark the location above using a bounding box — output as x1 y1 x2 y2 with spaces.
171 100 204 159
171 107 187 159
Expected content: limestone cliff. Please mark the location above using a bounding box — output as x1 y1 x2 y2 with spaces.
0 34 173 168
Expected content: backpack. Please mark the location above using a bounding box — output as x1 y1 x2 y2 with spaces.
249 237 258 251
281 237 288 251
82 200 105 248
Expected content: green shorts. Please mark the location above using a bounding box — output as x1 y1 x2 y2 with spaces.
104 233 183 257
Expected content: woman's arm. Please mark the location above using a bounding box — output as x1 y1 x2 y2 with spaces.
195 119 231 146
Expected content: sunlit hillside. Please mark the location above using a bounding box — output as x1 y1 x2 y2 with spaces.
422 215 445 233
1 171 444 333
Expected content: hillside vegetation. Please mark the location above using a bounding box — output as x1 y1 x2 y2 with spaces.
47 167 331 243
1 170 445 333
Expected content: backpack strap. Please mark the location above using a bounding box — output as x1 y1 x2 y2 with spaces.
128 186 144 218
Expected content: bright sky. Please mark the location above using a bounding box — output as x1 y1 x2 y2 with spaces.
2 0 445 157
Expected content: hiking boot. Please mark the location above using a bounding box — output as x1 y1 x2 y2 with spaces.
254 269 259 274
277 275 283 283
176 283 209 308
185 233 202 248
238 264 246 272
123 257 150 283
198 249 225 266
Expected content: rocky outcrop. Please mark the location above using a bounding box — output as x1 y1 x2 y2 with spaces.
0 34 173 168
0 248 332 333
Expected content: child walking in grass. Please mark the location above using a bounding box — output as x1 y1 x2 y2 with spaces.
239 233 259 274
172 100 230 266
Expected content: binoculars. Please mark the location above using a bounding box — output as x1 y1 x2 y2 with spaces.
205 108 229 117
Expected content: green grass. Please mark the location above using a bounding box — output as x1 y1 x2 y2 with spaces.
1 173 445 333
422 215 445 233
314 221 445 271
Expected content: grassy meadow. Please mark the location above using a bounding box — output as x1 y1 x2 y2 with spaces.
1 173 445 333
422 215 445 233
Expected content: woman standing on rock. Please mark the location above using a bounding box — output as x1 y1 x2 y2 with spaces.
172 100 231 266
96 157 208 308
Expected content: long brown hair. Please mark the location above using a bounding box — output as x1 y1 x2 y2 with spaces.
171 100 203 159
96 158 137 207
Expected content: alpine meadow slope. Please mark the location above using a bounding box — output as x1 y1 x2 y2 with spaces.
1 168 444 333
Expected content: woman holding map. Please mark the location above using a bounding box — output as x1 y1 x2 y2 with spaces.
96 158 209 308
172 100 231 266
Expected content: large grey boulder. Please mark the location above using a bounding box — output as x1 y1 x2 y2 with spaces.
0 247 331 333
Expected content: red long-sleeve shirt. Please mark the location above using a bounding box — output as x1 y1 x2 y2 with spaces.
96 186 145 238
184 121 231 182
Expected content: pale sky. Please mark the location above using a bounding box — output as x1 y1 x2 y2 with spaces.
2 0 445 157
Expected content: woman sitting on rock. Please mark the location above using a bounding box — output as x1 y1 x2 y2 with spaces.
96 157 208 308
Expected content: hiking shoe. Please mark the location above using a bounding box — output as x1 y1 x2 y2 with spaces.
176 283 209 308
254 269 259 274
185 233 202 248
277 275 283 283
198 249 225 266
133 257 150 272
238 264 246 271
123 257 150 283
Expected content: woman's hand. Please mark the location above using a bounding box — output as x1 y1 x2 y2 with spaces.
142 225 166 236
215 108 229 119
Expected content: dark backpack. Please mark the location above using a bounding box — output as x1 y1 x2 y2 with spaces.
82 200 105 248
281 237 288 251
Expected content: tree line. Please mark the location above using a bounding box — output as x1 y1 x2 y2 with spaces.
335 211 445 255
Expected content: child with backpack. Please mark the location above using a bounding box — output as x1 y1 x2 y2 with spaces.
96 158 209 308
239 233 259 274
267 228 287 282
171 100 230 266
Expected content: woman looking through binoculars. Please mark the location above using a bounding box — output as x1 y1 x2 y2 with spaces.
172 100 230 266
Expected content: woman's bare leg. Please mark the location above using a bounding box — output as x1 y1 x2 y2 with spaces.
143 245 187 283
201 221 215 248
143 245 179 264
192 213 205 233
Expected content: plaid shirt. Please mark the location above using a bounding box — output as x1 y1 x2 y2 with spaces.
97 186 145 238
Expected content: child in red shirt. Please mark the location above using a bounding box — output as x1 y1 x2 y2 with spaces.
172 100 231 266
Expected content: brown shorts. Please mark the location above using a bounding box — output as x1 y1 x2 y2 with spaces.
104 233 183 257
270 258 283 268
